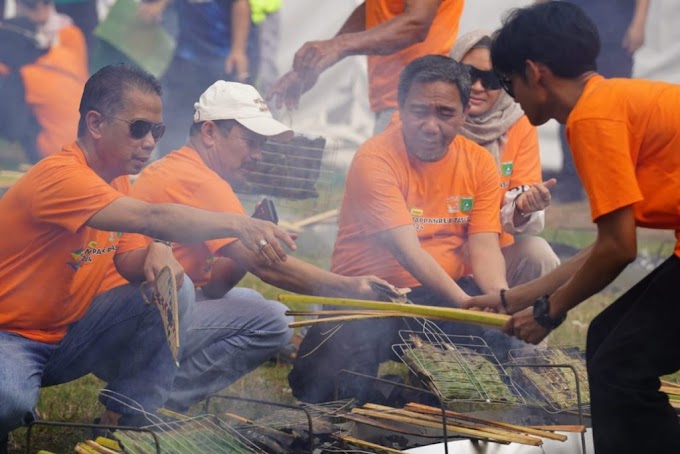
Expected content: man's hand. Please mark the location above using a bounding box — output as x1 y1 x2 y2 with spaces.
144 242 185 288
515 178 557 215
345 276 398 300
502 306 550 344
292 39 345 75
236 217 297 265
267 70 318 110
225 51 250 82
464 293 502 312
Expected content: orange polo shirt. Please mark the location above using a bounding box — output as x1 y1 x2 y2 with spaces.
20 25 88 158
0 143 143 343
498 115 542 246
365 0 464 112
566 75 680 256
100 146 244 292
331 120 501 288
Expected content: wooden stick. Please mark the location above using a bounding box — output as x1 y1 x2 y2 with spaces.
279 294 510 328
337 435 406 454
341 413 441 438
351 408 541 445
404 402 567 442
83 441 121 454
290 208 339 229
289 313 410 328
529 425 587 433
222 413 296 442
362 405 542 445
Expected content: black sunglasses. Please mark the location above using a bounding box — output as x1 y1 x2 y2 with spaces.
495 72 515 98
100 113 166 141
465 65 503 91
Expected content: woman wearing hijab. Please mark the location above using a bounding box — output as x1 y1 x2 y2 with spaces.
450 30 559 286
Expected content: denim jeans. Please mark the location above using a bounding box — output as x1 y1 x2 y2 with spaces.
165 287 293 410
0 280 194 437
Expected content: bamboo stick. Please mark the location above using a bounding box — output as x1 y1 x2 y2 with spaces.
222 413 296 442
289 313 409 328
404 402 567 442
286 309 409 316
337 435 406 454
278 294 510 328
290 208 339 229
362 404 541 445
351 408 540 445
529 425 587 433
341 413 440 437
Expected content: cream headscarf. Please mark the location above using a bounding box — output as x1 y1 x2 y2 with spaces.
449 30 524 166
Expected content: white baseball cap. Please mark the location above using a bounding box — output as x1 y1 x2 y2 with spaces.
193 81 293 138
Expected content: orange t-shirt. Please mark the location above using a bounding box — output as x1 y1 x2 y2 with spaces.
331 121 501 288
21 25 88 158
498 115 542 246
566 75 680 256
365 0 464 112
100 146 245 292
0 142 141 343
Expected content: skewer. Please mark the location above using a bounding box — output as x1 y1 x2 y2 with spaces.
289 312 415 328
279 294 510 328
336 435 407 454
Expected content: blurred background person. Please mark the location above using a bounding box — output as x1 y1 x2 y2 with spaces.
451 29 559 286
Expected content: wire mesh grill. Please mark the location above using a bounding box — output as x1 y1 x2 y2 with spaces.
114 415 265 453
508 346 589 412
393 331 524 406
249 399 355 431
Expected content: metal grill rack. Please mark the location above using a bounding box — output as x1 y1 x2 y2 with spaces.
509 346 590 413
393 331 525 406
113 415 265 454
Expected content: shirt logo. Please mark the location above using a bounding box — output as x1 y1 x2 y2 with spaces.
446 196 460 214
501 161 514 177
410 208 423 216
461 196 474 213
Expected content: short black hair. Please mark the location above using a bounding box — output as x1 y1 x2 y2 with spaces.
78 63 162 137
491 1 600 79
397 54 471 108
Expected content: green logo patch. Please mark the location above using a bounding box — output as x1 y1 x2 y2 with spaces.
461 197 474 213
501 161 514 176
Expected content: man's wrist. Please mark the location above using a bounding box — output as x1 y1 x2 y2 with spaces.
153 239 172 247
533 295 566 330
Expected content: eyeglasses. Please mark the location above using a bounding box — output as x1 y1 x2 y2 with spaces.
495 72 515 98
100 113 166 141
464 65 503 91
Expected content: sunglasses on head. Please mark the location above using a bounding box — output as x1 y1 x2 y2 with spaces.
100 112 166 141
465 65 503 91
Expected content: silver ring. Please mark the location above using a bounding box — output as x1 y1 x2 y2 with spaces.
258 239 268 252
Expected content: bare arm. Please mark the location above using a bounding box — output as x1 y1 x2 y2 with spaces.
225 0 251 81
623 0 650 54
218 241 383 299
87 196 296 262
377 225 470 307
201 256 247 299
503 206 637 344
113 242 185 286
336 2 366 35
467 232 508 294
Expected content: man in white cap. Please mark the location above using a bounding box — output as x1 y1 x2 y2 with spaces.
98 80 387 411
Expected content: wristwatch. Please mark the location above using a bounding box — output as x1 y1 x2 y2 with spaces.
153 239 172 247
533 295 566 330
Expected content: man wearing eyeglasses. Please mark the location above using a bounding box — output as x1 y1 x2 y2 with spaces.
97 80 388 413
468 3 680 453
0 64 296 447
289 55 528 404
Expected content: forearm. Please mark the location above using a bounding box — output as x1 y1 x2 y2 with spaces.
336 2 366 35
470 246 508 294
231 0 250 55
114 247 149 283
139 204 244 243
250 256 352 297
202 257 246 299
396 249 469 306
505 244 593 313
632 0 650 27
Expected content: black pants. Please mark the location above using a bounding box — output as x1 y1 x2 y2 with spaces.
289 279 528 404
586 255 680 454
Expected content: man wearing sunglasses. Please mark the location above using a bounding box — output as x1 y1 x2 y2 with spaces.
97 80 389 413
0 64 296 448
469 3 680 453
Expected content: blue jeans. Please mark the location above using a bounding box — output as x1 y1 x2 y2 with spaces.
0 280 194 437
166 287 293 410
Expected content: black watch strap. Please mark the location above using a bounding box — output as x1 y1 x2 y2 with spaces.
533 295 566 330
